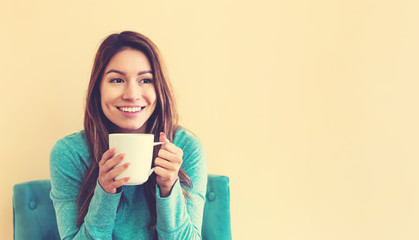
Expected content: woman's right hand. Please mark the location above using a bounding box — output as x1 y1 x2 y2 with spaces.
98 148 130 194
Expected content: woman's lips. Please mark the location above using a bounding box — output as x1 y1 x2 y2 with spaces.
117 106 145 117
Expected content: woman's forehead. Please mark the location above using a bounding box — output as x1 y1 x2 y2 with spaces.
105 48 152 74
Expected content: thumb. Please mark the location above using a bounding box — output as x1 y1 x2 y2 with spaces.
159 132 170 143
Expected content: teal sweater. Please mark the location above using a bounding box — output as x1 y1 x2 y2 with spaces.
49 128 207 239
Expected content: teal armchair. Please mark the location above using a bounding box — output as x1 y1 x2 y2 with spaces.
13 174 231 240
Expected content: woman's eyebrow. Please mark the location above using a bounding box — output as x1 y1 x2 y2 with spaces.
105 69 153 76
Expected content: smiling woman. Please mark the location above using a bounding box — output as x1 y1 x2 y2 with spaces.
100 49 157 133
49 31 207 240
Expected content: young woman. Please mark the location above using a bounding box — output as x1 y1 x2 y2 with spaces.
49 31 207 239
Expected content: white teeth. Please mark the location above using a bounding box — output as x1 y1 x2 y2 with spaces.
120 107 142 112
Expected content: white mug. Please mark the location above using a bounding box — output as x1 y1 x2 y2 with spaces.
109 133 163 185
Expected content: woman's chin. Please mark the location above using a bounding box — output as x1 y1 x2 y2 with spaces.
113 124 147 133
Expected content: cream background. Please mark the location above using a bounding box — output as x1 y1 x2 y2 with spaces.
1 0 419 239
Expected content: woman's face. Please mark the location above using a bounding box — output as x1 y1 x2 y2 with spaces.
100 48 157 133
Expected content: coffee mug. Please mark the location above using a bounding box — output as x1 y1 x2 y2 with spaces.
109 133 163 185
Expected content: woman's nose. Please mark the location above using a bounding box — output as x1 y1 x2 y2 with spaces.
122 84 141 102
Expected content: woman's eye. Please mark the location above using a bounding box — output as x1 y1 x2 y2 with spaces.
110 78 124 83
140 78 152 84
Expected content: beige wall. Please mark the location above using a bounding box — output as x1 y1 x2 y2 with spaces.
2 0 419 239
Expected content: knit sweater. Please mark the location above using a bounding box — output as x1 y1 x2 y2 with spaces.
49 128 207 239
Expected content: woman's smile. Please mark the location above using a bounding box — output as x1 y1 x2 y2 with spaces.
116 105 145 117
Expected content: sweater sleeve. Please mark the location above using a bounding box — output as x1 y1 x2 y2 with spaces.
49 138 122 240
155 132 208 239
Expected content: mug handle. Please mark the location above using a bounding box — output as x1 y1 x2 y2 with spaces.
149 167 155 176
150 142 163 176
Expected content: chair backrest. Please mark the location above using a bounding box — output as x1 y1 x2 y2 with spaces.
13 174 231 240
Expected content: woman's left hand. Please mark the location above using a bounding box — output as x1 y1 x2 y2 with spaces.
154 132 183 197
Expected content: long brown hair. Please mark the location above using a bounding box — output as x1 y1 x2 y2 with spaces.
77 31 192 232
